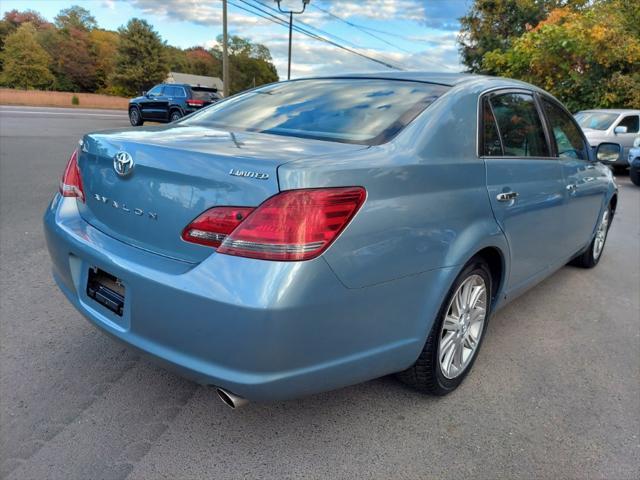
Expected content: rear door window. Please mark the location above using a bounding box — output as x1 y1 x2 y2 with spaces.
541 98 588 160
489 92 550 157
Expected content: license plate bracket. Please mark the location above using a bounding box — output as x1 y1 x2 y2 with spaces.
87 267 125 316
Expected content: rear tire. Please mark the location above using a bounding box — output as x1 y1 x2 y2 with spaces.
170 110 182 122
630 167 640 186
397 257 492 395
129 107 143 126
570 206 611 268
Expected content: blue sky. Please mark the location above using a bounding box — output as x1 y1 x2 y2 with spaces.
5 1 471 78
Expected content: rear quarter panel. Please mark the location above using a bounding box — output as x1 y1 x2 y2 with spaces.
278 84 508 290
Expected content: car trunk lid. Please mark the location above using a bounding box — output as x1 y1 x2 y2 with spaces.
77 125 366 263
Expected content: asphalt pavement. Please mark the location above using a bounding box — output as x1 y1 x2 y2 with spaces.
1 105 639 480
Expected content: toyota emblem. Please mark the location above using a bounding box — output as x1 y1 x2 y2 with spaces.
113 151 134 177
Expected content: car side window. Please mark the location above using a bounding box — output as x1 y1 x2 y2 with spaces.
165 86 178 97
618 115 639 133
482 97 503 156
541 98 588 160
489 92 550 157
147 85 163 96
175 87 187 98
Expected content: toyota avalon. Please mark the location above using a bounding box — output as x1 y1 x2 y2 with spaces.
44 73 618 407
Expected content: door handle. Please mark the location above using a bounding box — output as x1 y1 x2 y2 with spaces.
585 165 596 170
496 191 518 202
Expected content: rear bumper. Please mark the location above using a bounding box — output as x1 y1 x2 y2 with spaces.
44 195 454 400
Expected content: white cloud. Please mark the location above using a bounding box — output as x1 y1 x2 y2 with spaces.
113 0 464 78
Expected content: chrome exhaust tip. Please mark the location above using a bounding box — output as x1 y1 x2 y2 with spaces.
216 387 249 409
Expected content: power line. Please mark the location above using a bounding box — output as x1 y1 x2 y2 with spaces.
227 0 404 70
248 0 405 69
310 2 412 54
310 3 458 72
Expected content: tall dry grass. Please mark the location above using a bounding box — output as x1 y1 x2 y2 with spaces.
0 89 128 110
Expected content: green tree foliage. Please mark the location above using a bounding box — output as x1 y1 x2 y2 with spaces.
0 9 49 69
458 0 587 73
481 0 640 110
54 5 97 31
109 18 169 96
0 23 54 89
211 35 278 94
0 6 279 96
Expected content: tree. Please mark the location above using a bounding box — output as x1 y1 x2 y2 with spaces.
185 47 219 76
109 19 168 96
211 35 278 94
90 29 119 91
54 5 97 31
481 0 640 110
0 9 49 70
0 23 54 89
458 0 587 73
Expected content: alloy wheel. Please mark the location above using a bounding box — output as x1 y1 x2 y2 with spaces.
593 209 609 260
438 274 487 379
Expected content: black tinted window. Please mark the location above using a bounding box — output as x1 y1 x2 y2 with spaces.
618 115 639 133
482 98 503 156
183 79 450 145
490 93 549 157
542 98 587 160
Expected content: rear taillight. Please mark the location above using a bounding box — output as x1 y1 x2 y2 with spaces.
216 187 366 261
182 207 255 248
59 149 85 202
186 99 204 107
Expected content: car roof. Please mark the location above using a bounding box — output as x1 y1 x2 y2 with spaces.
576 109 640 115
297 71 487 86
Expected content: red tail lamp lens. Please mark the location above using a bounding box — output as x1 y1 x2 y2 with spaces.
217 187 366 261
59 149 85 202
182 207 255 248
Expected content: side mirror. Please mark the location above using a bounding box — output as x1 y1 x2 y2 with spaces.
614 125 628 134
596 142 621 163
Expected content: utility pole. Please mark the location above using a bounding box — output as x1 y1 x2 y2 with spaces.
276 0 310 80
222 0 229 97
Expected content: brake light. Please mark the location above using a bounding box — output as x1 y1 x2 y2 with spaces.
182 207 255 248
186 99 204 107
59 149 84 202
217 187 366 261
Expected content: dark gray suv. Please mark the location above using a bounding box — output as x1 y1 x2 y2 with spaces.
128 83 221 126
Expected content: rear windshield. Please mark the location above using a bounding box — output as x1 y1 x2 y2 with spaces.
182 79 449 145
191 88 220 101
574 111 618 131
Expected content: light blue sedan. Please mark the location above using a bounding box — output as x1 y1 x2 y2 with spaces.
44 73 618 407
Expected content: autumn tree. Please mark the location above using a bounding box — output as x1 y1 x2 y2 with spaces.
0 23 54 89
458 0 588 73
185 47 219 76
54 5 96 31
110 19 168 96
482 0 640 110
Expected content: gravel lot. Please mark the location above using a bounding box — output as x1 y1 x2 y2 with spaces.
1 105 638 480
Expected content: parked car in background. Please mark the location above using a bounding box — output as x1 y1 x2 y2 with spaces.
46 73 618 407
128 83 221 126
629 136 640 186
574 109 640 170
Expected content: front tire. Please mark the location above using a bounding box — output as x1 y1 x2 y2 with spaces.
570 206 611 268
397 257 492 395
630 167 640 186
129 107 143 126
